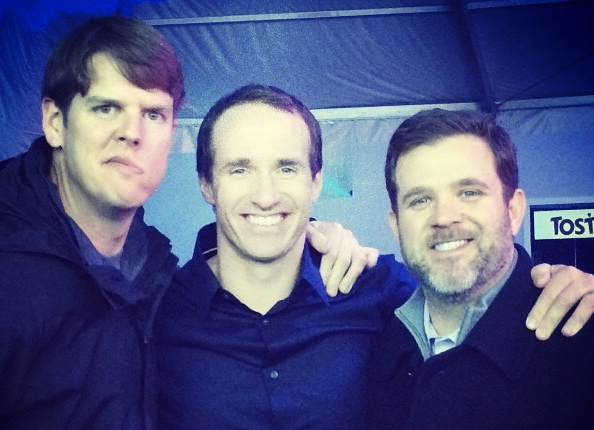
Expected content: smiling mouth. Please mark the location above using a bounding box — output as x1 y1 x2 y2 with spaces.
433 239 471 251
245 214 284 226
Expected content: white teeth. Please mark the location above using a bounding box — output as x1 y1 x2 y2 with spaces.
246 215 283 226
434 240 467 251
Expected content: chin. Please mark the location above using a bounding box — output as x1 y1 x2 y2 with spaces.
110 198 144 213
427 272 481 301
245 247 288 263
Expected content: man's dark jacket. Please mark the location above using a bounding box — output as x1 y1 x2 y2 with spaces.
0 138 178 429
367 245 594 430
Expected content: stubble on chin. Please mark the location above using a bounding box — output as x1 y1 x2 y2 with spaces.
402 235 511 306
406 256 481 304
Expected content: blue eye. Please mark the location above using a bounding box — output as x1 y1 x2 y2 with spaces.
460 189 483 200
93 104 115 114
409 196 430 208
147 111 164 121
280 166 297 174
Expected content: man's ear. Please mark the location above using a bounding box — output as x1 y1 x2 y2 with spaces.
310 170 323 203
41 97 64 149
387 210 400 240
508 188 527 236
199 176 216 205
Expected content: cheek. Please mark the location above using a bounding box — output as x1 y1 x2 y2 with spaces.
477 205 507 232
399 229 417 250
210 183 242 210
398 217 424 246
64 145 89 174
287 179 318 203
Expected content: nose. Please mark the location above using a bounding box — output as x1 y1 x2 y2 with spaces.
251 173 281 210
431 196 462 227
118 113 142 147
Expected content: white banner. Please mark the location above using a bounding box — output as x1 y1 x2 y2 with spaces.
533 209 594 240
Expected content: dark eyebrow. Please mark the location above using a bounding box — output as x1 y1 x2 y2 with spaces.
400 186 429 203
277 158 305 168
84 96 119 106
84 96 171 114
143 104 172 114
222 159 251 169
457 178 490 189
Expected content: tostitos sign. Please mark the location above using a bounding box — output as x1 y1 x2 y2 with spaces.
533 209 594 240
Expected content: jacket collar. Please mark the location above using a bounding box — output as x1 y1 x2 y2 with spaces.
462 245 539 381
85 208 178 310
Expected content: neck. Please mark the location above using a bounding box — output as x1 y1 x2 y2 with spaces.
210 237 305 315
51 166 135 257
424 297 468 335
72 212 134 256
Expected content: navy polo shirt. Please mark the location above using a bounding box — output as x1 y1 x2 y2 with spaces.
156 223 416 430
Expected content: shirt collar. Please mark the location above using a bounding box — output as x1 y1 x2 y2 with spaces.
298 244 330 303
180 222 328 319
423 301 460 355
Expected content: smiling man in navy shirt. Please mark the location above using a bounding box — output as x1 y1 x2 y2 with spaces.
155 84 417 429
155 86 594 430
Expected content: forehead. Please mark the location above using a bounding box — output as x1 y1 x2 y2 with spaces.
83 53 174 109
395 134 500 190
211 102 311 161
86 53 125 85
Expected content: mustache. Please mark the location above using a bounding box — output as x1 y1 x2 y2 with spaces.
427 228 474 248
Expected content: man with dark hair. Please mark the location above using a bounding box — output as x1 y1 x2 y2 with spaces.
0 15 184 429
156 90 594 430
156 84 418 429
368 108 594 430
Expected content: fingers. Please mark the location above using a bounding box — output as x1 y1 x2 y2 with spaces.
322 228 358 296
530 263 552 288
326 242 378 296
530 280 580 340
306 221 374 297
526 264 594 340
307 222 345 290
332 246 379 294
526 264 565 333
308 222 353 296
560 291 594 337
306 223 331 254
335 245 369 295
363 247 380 269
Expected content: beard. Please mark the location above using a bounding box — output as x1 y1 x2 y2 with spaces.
400 220 514 305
